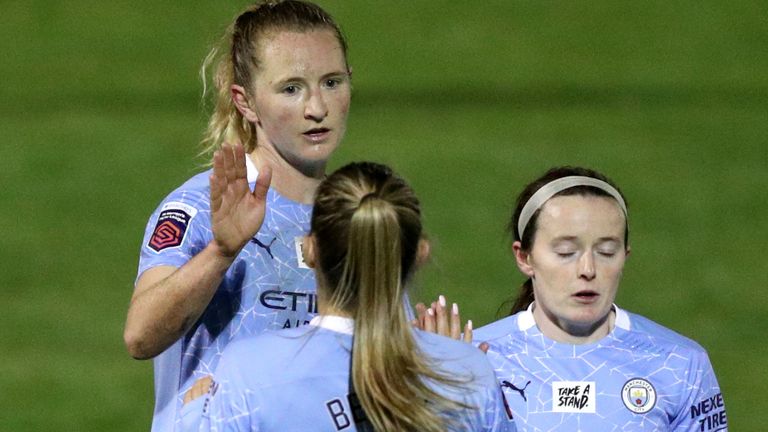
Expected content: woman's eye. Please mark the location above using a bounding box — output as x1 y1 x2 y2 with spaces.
324 79 339 88
598 251 617 257
283 85 298 94
556 252 575 258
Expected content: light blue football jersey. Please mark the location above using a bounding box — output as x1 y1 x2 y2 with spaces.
137 156 317 431
194 316 517 432
474 304 727 432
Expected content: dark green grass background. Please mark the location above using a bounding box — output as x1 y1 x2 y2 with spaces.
1 1 765 429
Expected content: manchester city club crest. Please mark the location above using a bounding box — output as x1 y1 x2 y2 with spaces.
622 378 656 414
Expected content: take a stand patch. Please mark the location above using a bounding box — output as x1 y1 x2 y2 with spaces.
552 381 596 413
148 202 197 252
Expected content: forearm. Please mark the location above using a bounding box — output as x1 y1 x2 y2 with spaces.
124 241 235 359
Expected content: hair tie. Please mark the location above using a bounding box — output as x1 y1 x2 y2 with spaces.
360 192 380 204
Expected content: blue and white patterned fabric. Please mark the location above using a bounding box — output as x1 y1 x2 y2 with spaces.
137 156 316 431
474 304 727 432
195 316 517 432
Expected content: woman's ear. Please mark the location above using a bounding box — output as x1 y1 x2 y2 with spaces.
231 84 259 123
415 237 431 268
301 235 317 268
513 241 534 277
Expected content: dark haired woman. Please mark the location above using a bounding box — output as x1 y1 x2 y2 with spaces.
474 166 727 431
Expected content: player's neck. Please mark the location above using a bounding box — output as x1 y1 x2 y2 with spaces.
249 148 325 204
533 304 616 345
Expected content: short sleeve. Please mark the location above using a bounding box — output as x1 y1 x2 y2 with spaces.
671 350 728 431
137 186 211 282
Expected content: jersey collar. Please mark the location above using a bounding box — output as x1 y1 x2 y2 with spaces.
309 315 354 335
245 153 258 183
518 302 630 331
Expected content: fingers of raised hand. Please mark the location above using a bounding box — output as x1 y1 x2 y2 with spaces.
253 164 272 203
413 303 428 331
450 302 462 340
463 319 473 343
434 295 465 340
234 143 247 180
222 144 237 183
210 179 221 214
211 147 237 205
213 147 224 177
424 306 436 333
436 295 449 336
416 296 469 343
210 143 264 258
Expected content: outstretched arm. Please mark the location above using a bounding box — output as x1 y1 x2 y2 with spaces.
124 144 272 359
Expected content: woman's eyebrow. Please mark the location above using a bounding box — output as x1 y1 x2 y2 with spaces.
596 236 621 243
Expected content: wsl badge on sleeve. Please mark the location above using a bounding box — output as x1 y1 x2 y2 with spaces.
148 202 198 252
621 378 656 414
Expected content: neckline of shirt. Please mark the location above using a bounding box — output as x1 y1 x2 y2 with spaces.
244 154 314 208
517 302 631 349
309 315 354 335
245 153 258 183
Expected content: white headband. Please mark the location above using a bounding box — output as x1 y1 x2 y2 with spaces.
517 176 628 239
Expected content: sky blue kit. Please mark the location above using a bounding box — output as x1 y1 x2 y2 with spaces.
137 156 316 431
474 304 727 431
195 316 517 432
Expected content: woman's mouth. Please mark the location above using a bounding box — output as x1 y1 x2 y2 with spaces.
303 127 330 142
573 290 599 303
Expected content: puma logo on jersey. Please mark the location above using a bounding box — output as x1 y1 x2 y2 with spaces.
502 380 531 402
251 236 277 259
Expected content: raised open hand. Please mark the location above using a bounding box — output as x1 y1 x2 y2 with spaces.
413 295 489 353
210 143 272 258
413 295 471 341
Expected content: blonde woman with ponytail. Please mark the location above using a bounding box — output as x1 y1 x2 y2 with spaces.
123 1 353 429
198 161 516 432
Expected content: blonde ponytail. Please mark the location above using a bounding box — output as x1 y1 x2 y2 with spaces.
313 163 470 432
199 38 257 158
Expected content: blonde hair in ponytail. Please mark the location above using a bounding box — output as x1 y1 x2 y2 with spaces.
199 35 256 158
312 162 470 432
198 0 349 159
